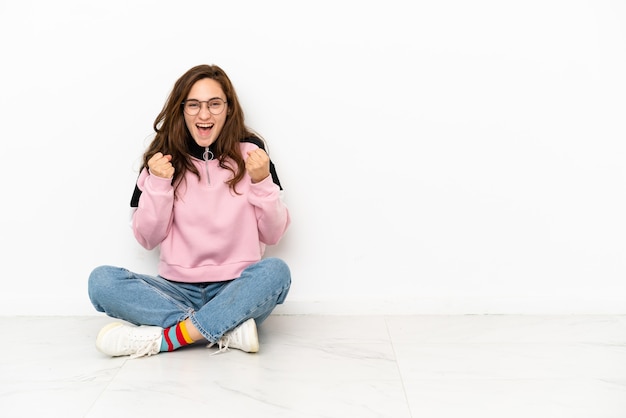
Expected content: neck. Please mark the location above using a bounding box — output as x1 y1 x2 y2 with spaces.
186 136 216 160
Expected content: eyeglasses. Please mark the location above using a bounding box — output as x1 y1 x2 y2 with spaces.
182 98 227 116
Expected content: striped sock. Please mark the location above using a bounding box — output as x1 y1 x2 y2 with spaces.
160 321 195 352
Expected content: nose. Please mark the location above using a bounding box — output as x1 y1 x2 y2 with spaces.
198 102 212 118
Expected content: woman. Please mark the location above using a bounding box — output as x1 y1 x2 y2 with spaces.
88 64 291 358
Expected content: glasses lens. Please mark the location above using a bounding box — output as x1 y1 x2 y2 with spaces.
208 99 225 115
184 100 201 115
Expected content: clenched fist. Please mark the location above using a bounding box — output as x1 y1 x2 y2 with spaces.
246 148 270 184
148 152 175 179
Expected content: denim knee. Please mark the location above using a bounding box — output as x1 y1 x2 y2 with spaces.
262 257 291 298
87 265 123 311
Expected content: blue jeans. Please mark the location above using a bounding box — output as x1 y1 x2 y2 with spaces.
88 257 291 343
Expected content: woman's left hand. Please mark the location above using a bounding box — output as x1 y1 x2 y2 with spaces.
246 149 271 183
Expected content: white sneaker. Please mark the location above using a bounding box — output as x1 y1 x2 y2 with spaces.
209 318 259 355
96 322 163 358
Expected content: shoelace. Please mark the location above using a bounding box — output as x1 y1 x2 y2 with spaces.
129 339 160 359
207 336 232 356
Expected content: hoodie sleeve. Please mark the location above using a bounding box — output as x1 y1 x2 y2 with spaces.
131 168 175 250
247 167 291 246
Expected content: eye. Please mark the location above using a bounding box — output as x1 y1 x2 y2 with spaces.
186 100 200 109
208 99 223 109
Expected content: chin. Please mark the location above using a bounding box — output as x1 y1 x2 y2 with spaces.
194 137 213 147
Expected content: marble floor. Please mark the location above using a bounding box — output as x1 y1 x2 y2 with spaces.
1 315 625 417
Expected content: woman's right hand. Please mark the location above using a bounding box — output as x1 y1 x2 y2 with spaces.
148 152 175 179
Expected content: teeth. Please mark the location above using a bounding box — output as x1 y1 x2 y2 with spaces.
197 124 213 128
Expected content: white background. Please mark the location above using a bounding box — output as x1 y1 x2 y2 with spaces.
0 0 624 315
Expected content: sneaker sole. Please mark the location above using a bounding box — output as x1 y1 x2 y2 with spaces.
95 322 123 354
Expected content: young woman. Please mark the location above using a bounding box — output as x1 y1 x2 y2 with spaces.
88 64 291 358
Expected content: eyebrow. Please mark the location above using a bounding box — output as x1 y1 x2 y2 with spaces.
186 96 224 101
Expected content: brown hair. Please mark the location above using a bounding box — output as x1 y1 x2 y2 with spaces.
142 64 259 196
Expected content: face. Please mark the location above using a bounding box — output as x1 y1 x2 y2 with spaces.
183 78 228 148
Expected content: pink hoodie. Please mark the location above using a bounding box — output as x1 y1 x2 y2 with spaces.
132 142 290 283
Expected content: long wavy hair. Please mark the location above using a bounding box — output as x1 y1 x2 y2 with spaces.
142 64 260 196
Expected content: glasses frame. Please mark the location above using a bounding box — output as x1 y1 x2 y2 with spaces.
182 98 228 116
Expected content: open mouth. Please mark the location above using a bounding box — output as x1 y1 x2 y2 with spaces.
197 123 213 135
